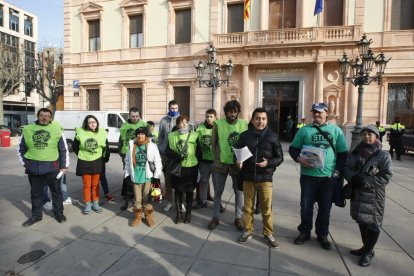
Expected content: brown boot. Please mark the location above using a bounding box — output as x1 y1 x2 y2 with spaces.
144 208 155 227
130 208 142 227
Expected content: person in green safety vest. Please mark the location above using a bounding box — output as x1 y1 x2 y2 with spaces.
147 121 159 144
18 108 70 227
73 115 109 214
118 107 147 210
207 100 248 231
389 117 405 161
375 121 386 143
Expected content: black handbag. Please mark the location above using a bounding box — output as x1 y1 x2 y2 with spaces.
164 159 181 177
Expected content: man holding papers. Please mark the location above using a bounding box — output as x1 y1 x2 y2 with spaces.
234 108 284 248
289 102 348 250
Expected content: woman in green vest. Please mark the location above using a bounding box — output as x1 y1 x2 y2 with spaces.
165 115 201 224
73 115 109 214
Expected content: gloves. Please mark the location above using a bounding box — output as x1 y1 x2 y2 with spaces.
350 175 365 187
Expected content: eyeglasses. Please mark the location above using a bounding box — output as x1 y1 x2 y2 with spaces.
88 121 97 124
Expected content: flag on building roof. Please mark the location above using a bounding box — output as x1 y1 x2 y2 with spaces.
244 0 250 21
314 0 323 15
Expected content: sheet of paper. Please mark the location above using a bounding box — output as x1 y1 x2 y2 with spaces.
300 145 326 169
232 146 253 163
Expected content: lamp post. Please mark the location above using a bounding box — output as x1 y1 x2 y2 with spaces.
338 35 390 150
194 44 234 109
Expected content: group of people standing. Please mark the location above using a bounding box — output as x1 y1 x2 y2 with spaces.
18 98 394 268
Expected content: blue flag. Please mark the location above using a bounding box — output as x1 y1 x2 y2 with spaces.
314 0 323 15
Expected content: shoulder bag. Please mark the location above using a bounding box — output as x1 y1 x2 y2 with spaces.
164 131 191 177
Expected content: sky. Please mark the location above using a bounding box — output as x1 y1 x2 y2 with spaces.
6 0 64 48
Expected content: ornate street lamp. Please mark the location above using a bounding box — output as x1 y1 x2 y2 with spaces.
195 44 234 109
338 34 391 150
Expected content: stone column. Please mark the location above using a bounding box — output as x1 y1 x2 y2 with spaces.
260 0 269 30
242 64 249 119
315 62 324 103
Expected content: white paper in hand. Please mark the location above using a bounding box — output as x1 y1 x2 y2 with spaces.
232 146 253 163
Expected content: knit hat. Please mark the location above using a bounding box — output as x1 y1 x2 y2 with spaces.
361 125 380 138
135 127 149 137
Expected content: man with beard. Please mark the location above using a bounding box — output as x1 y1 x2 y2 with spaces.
208 100 248 231
194 109 217 209
18 108 69 227
158 100 181 211
119 107 147 210
289 102 348 250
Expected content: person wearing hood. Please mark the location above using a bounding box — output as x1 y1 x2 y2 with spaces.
343 125 392 267
158 100 180 212
118 107 147 210
234 108 284 248
124 127 162 227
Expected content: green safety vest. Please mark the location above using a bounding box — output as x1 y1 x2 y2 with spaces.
120 120 147 154
215 119 248 164
151 131 159 144
391 123 405 131
376 125 385 132
168 131 199 167
297 123 306 129
23 121 63 161
197 124 214 161
75 128 107 161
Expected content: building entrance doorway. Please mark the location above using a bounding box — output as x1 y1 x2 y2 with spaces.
262 81 299 141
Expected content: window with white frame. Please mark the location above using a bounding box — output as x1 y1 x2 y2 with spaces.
9 8 19 32
129 15 143 48
24 15 33 37
175 8 191 44
0 4 4 27
88 20 100 51
227 3 244 33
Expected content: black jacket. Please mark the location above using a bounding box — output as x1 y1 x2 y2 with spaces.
73 138 110 176
234 127 284 182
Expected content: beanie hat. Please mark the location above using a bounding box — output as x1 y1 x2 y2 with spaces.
361 125 380 138
135 127 149 137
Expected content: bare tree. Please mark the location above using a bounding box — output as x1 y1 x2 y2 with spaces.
0 44 25 126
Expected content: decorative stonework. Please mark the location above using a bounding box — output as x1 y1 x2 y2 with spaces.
326 71 339 82
120 0 148 14
223 85 240 101
79 2 103 20
324 84 343 119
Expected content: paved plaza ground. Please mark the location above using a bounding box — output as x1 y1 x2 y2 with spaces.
0 142 413 275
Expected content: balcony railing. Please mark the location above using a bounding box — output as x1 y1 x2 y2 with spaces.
214 25 362 48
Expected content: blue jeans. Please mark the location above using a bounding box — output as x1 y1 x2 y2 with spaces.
43 174 68 203
298 175 335 237
100 173 109 195
198 162 213 203
212 171 243 219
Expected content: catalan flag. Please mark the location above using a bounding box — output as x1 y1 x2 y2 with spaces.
244 0 250 21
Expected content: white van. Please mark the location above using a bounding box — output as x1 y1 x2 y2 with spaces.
54 110 129 151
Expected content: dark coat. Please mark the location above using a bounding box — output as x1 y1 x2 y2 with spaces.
344 148 392 227
234 127 284 182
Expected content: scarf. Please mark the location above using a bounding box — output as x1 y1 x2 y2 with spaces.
132 137 150 168
178 127 190 135
353 140 381 170
204 121 213 129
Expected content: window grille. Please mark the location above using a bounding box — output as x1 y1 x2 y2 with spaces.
173 86 190 117
127 87 142 112
387 83 413 124
87 89 100 111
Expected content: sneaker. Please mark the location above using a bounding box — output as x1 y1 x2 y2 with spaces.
294 233 310 245
316 235 331 250
83 202 92 214
163 201 172 212
43 201 53 211
91 201 102 213
55 215 67 223
264 235 279 248
220 204 225 213
237 231 253 244
234 218 244 231
63 197 72 205
207 217 219 230
104 194 115 201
